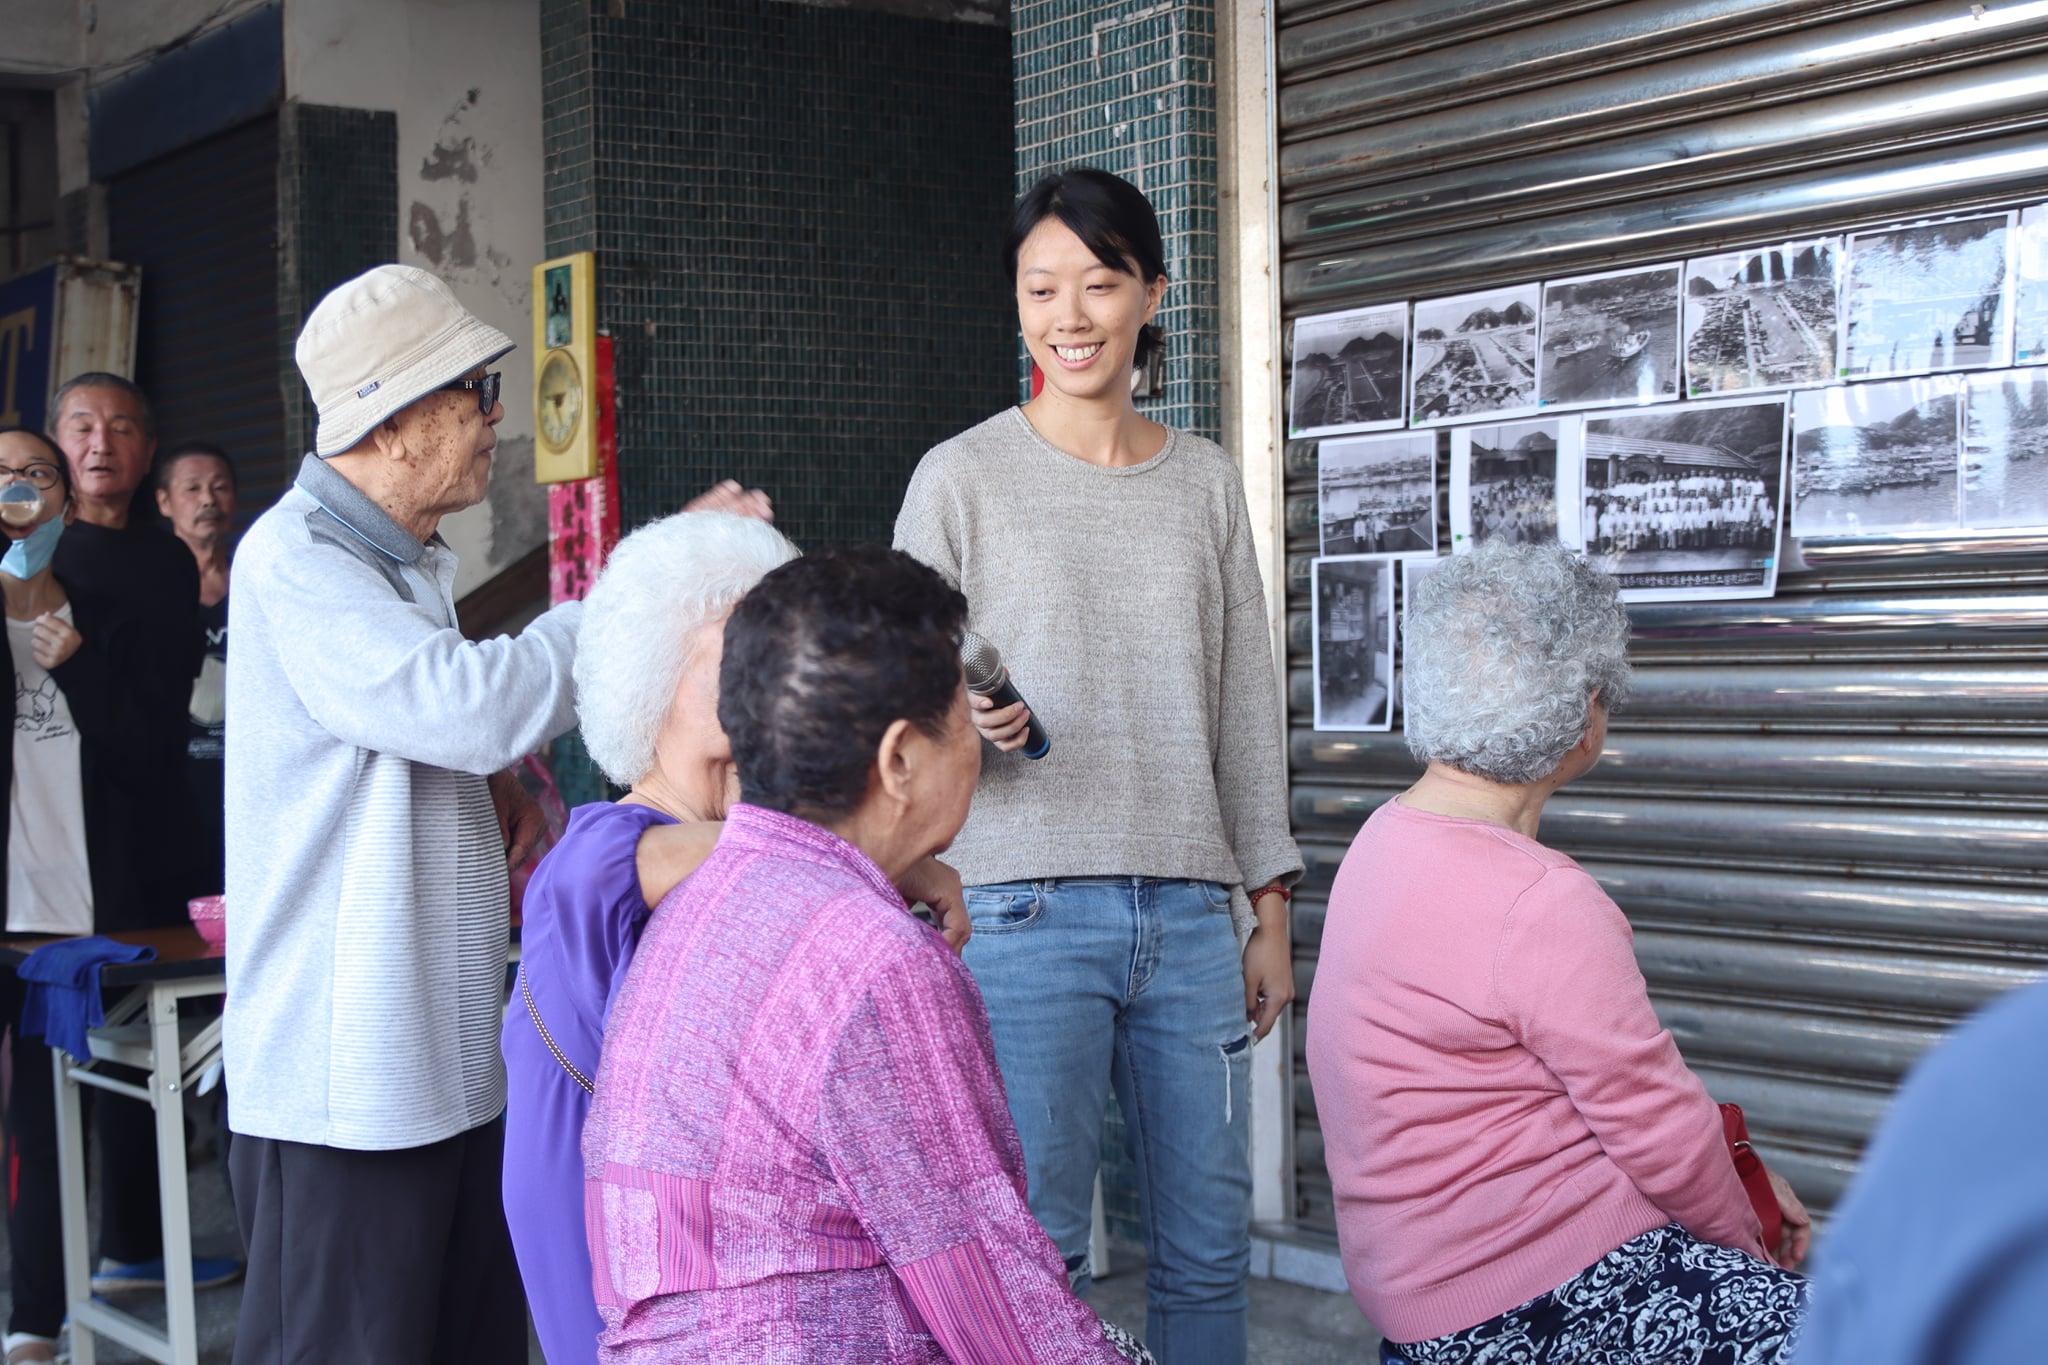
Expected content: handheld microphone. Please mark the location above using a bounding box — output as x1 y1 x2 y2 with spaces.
960 631 1051 760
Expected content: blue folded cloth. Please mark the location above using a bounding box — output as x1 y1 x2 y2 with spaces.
16 936 157 1062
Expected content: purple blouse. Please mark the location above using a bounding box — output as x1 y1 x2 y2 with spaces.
503 801 675 1365
583 803 1121 1364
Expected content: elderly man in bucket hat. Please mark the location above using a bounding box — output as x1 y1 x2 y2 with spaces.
223 265 765 1364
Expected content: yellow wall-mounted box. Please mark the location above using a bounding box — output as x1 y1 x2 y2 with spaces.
532 251 597 483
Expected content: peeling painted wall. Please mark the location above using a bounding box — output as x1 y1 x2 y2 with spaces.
82 0 275 68
284 0 547 598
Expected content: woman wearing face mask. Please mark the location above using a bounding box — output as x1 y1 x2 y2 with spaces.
0 426 188 1365
894 169 1301 1365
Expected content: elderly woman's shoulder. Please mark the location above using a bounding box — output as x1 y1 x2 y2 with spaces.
830 891 974 996
1505 857 1633 939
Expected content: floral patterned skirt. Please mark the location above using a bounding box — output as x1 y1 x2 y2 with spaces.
1382 1224 1807 1365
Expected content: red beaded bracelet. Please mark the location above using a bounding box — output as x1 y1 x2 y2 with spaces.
1248 882 1292 904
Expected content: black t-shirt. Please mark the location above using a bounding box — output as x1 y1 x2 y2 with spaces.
50 520 202 916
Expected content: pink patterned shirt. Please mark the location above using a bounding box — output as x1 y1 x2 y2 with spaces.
583 803 1122 1364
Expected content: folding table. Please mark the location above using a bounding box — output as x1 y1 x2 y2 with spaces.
0 927 226 1365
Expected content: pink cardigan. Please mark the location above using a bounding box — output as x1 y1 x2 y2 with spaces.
1305 798 1767 1344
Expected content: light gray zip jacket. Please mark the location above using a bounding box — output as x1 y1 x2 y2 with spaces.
224 454 580 1150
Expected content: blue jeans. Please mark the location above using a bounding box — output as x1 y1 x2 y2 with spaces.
964 877 1253 1365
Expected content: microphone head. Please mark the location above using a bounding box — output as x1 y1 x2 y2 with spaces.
960 631 1004 693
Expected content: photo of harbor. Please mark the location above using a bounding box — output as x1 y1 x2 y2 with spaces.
1410 285 1540 425
1290 303 1410 436
1317 432 1439 556
1841 213 2014 379
1684 239 1839 397
1539 264 1683 410
1792 379 1962 538
1962 368 2048 530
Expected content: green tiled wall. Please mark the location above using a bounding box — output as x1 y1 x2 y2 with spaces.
541 0 1015 552
1013 0 1225 1251
1012 0 1221 442
278 102 399 461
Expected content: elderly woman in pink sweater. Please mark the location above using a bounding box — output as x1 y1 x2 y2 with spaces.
1306 543 1809 1365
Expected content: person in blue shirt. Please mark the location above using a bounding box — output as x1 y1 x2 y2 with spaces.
1792 978 2048 1365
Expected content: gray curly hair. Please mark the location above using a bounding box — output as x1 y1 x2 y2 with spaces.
1403 541 1631 785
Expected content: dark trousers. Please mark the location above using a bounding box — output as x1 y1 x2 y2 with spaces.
228 1116 527 1365
1 974 164 1337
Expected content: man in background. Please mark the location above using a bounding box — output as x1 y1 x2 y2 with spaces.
42 376 236 1297
47 374 202 907
155 441 236 896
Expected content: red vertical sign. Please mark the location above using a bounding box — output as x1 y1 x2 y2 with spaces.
547 333 622 604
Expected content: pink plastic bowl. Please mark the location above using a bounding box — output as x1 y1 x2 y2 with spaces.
188 894 226 954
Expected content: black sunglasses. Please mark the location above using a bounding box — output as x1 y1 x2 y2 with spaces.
439 371 502 415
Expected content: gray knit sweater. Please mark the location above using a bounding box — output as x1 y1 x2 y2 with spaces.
895 409 1301 927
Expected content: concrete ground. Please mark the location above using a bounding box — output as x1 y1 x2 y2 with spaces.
0 1151 1381 1363
0 1147 245 1363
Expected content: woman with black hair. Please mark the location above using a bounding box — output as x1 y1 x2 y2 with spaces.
895 168 1301 1365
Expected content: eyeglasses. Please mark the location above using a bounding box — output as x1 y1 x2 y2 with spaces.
0 464 63 490
439 371 502 415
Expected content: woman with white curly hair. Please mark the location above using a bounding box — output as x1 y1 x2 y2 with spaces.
1306 542 1810 1365
499 510 968 1365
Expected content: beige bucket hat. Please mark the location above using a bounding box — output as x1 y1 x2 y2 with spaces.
295 264 515 458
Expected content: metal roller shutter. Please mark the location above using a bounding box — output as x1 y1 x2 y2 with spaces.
108 114 285 513
1275 0 2048 1234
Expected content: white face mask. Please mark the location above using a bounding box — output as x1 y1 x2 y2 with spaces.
0 515 65 581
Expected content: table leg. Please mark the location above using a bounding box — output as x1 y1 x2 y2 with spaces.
148 986 199 1365
51 1048 97 1365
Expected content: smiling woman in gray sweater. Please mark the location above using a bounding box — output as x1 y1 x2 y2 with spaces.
894 167 1300 1365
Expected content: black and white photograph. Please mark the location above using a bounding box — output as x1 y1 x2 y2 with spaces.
1962 368 2048 531
1290 303 1410 437
1317 431 1439 556
1581 396 1787 601
1841 212 2014 379
1400 555 1449 718
1313 555 1396 732
1538 263 1683 411
2018 204 2047 365
1410 285 1540 425
1449 417 1581 552
1791 379 1960 539
1684 238 1840 397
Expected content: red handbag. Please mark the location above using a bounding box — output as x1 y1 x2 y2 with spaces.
1719 1102 1783 1251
